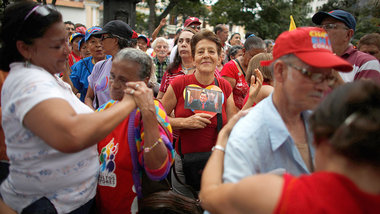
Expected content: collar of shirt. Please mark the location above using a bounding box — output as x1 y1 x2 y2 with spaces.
153 56 169 65
341 44 356 59
263 93 313 152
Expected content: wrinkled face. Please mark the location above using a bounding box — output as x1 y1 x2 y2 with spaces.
137 38 148 52
154 40 169 59
359 44 380 61
29 22 70 74
109 59 141 100
320 17 351 54
200 93 208 103
282 58 333 110
87 36 105 61
194 39 220 74
230 34 241 46
65 23 75 36
177 31 194 59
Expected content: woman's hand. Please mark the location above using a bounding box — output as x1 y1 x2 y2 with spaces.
241 69 263 110
248 69 263 99
184 113 212 129
125 81 155 114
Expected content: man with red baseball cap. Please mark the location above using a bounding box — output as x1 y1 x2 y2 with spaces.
184 16 201 32
169 16 202 63
223 27 353 183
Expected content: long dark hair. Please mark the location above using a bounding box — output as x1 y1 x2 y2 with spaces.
0 1 62 71
166 28 196 74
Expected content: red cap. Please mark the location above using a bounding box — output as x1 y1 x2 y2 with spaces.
184 17 201 27
75 26 86 35
132 30 138 39
261 27 352 72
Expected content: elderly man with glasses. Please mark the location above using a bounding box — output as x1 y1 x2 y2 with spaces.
222 27 353 184
312 10 380 83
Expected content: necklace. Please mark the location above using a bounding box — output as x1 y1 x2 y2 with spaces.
181 65 195 74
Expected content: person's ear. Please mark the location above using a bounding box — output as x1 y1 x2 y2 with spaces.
273 60 287 83
16 40 33 60
347 29 354 40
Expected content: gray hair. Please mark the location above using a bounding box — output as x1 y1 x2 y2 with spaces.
114 48 153 80
269 53 297 75
151 37 169 49
244 36 265 51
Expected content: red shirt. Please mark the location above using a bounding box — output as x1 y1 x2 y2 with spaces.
159 64 185 93
68 51 81 68
171 74 232 154
220 60 249 109
96 116 137 214
274 172 380 214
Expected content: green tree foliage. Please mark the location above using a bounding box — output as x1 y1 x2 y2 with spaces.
136 11 149 34
210 0 313 40
318 0 380 44
170 0 209 25
145 0 208 36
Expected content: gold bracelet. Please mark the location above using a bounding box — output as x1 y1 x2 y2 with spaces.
143 138 163 153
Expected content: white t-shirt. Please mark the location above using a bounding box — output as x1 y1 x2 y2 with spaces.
0 63 99 213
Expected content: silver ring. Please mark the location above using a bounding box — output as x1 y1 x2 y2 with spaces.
135 84 140 89
130 89 135 95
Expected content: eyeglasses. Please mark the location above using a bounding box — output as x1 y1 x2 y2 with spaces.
287 64 336 86
101 34 114 41
189 25 201 30
319 23 349 30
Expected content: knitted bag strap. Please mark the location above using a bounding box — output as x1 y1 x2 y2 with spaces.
127 109 143 198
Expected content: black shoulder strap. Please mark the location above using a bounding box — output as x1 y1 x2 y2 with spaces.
234 59 246 77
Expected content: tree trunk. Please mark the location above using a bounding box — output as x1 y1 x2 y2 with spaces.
147 0 156 37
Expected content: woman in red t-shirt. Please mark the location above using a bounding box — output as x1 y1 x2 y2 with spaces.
161 29 237 195
200 80 380 214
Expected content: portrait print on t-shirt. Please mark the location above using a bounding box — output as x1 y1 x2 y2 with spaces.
184 85 223 116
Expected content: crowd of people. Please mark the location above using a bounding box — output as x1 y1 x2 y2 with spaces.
0 1 379 214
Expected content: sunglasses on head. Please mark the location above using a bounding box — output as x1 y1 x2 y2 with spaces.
24 5 52 22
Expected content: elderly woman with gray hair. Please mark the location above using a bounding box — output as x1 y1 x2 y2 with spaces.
95 48 174 213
